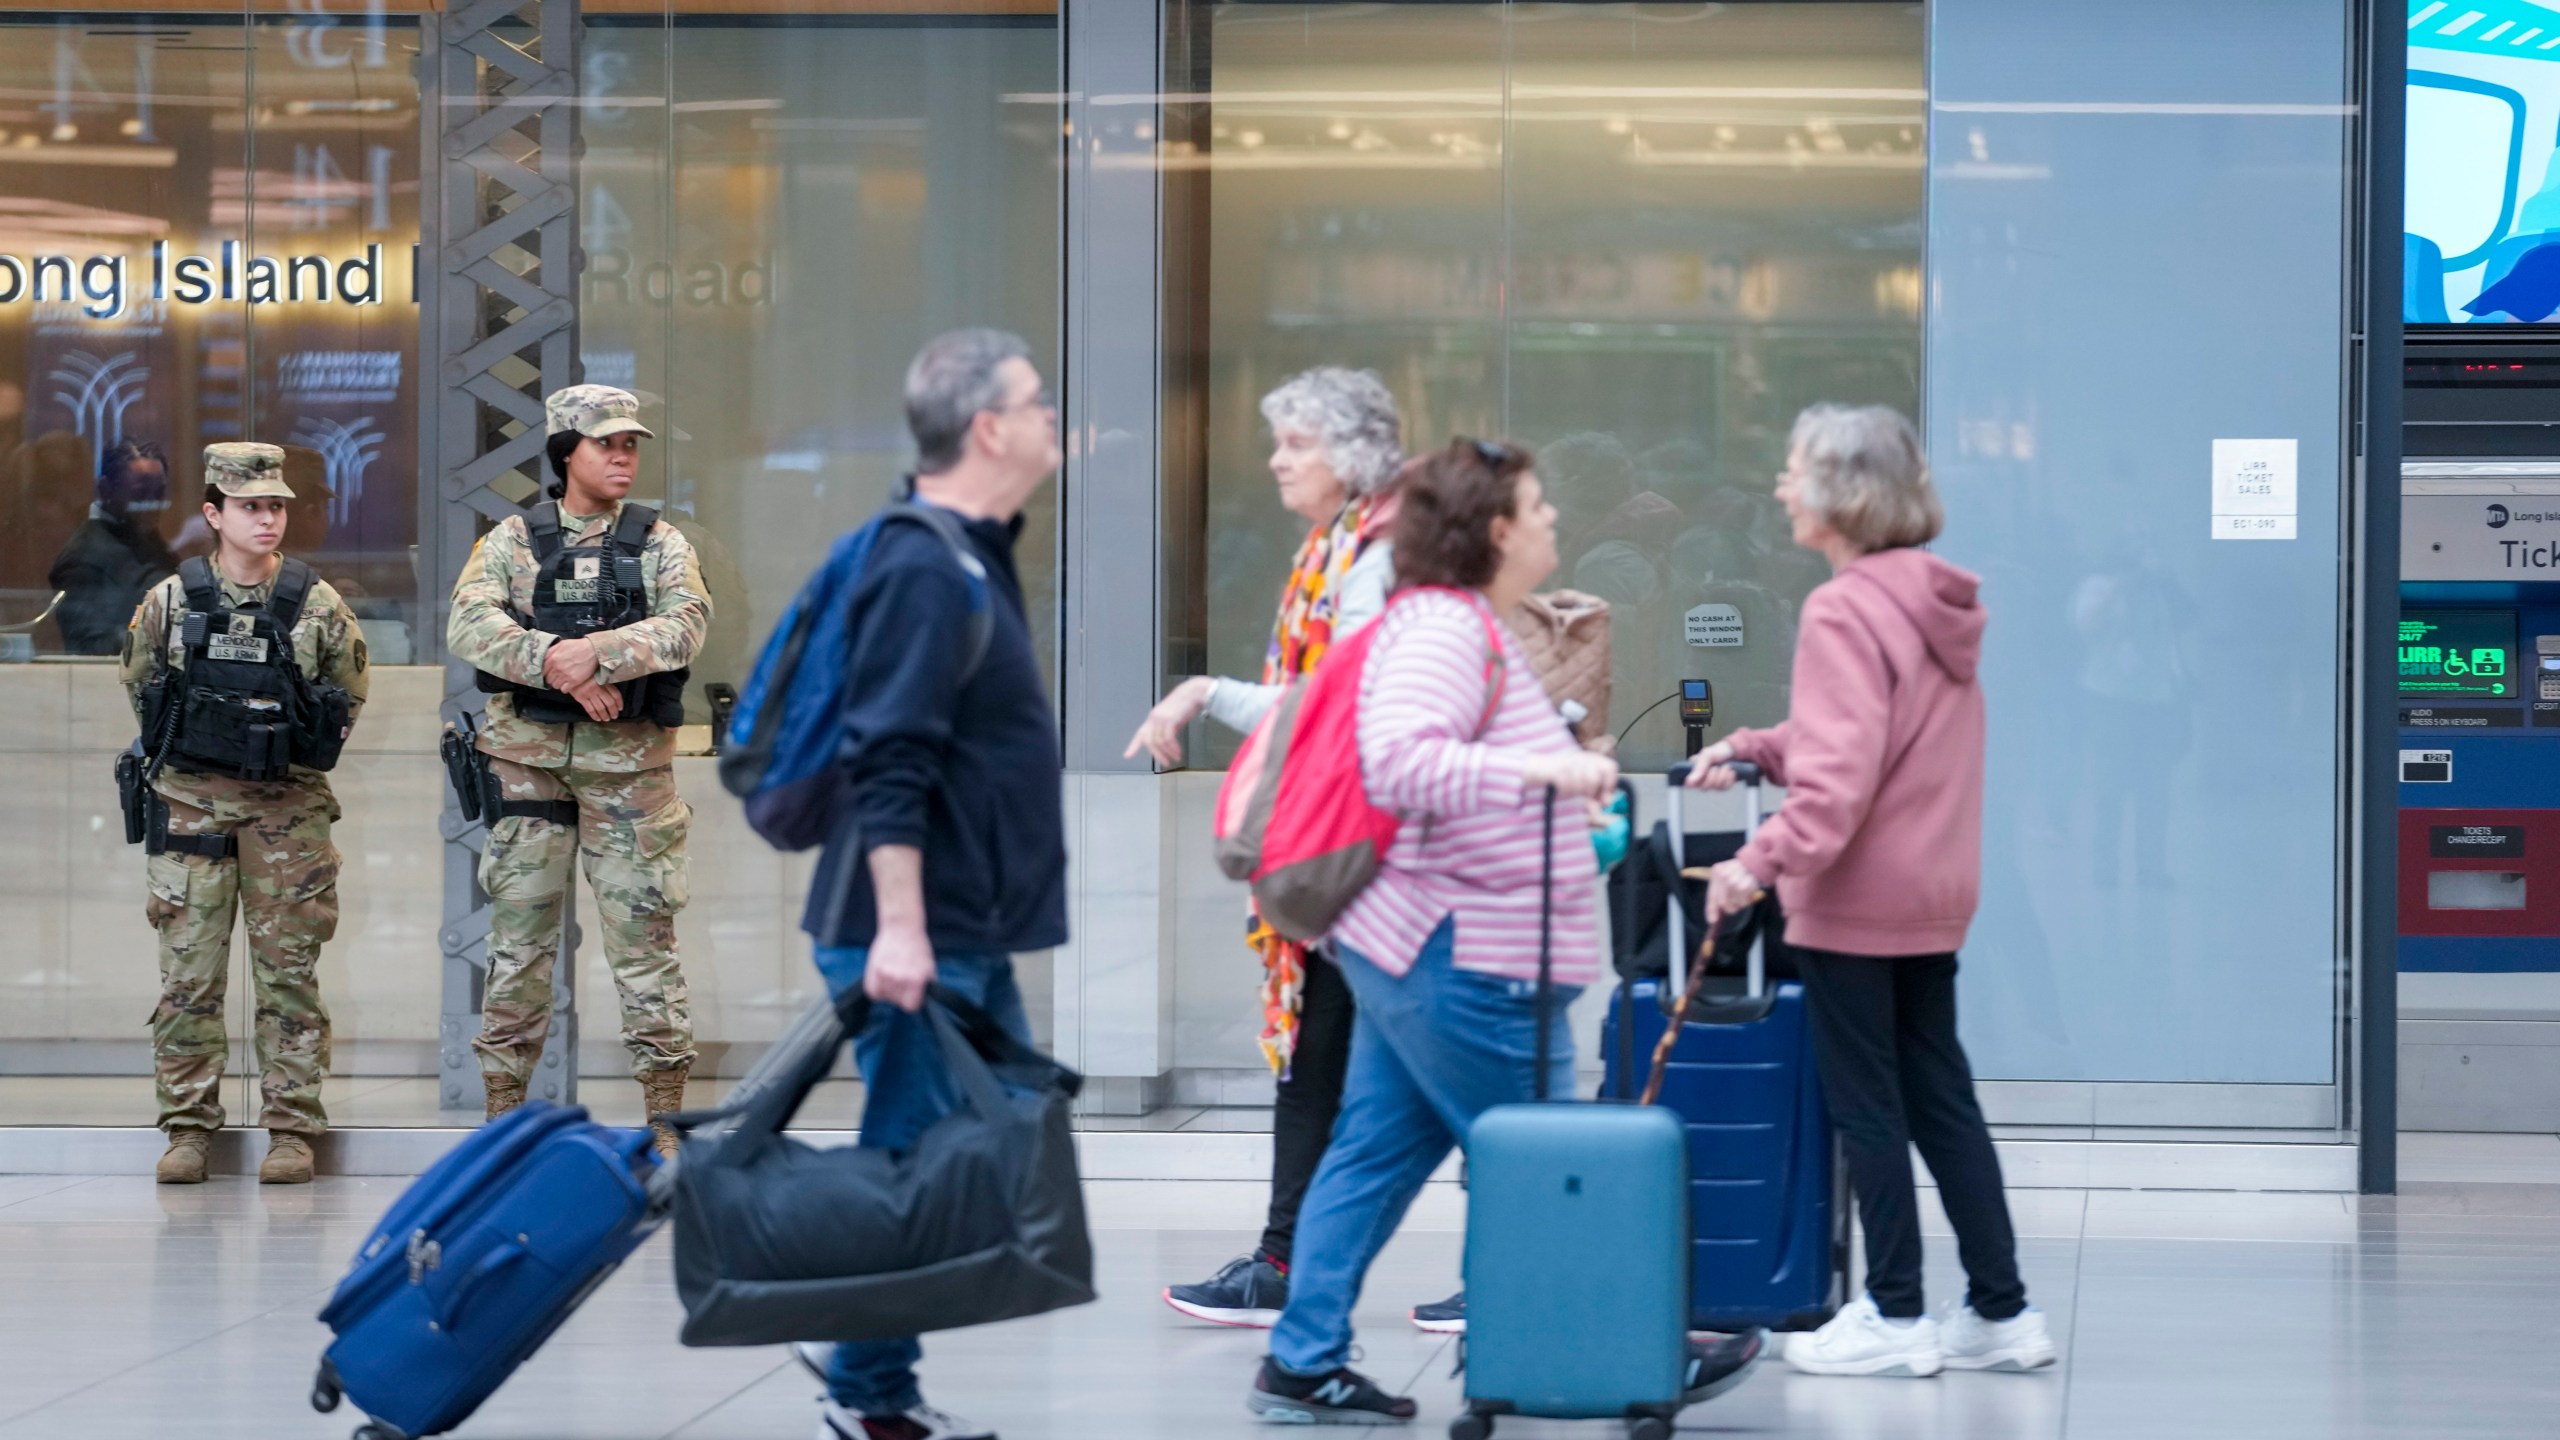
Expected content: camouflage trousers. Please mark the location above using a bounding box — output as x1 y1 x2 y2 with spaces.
474 758 696 1082
145 776 338 1136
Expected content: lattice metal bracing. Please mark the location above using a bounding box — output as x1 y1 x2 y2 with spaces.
419 0 583 1115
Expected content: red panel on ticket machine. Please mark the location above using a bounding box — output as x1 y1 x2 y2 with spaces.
2400 808 2560 936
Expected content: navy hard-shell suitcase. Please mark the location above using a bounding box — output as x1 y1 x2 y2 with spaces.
1457 785 1694 1440
1598 764 1850 1334
309 1101 671 1440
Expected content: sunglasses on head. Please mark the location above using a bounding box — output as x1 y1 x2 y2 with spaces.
1458 436 1516 471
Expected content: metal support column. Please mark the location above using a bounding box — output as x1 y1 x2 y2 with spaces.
2353 0 2404 1195
419 0 584 1115
1053 0 1178 1111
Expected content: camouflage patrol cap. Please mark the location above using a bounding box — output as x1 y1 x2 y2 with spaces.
203 442 293 499
544 384 655 440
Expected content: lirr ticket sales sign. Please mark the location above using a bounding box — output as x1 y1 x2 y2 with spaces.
2405 494 2560 579
2211 438 2297 540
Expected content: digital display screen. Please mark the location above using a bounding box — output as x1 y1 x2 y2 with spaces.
2408 19 2560 324
2400 609 2519 697
1678 679 1713 721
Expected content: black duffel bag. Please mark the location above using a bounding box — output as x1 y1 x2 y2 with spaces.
668 984 1096 1346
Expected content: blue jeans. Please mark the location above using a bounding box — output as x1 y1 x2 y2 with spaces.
1268 919 1580 1376
809 944 1030 1416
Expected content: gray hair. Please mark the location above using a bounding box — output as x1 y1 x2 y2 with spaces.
1788 403 1941 552
906 327 1033 475
1259 366 1403 496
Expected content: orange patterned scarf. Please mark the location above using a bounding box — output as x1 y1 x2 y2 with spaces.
1254 493 1381 1075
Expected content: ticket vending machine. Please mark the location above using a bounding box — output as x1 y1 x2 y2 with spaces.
2398 463 2560 1129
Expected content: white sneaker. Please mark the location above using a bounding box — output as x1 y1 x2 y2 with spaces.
816 1397 998 1440
1939 1304 2057 1371
1782 1295 1943 1377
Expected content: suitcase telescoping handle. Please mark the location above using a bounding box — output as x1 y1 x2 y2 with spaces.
1639 759 1766 1107
1659 759 1765 1000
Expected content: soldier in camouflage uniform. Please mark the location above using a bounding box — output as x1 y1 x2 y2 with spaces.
122 443 369 1185
447 385 709 1152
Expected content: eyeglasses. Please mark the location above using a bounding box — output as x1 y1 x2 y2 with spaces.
1458 436 1516 471
993 388 1056 416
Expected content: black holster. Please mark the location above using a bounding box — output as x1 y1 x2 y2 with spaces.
115 743 149 846
441 717 492 823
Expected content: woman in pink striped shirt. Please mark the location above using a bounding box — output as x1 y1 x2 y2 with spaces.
1251 440 1764 1426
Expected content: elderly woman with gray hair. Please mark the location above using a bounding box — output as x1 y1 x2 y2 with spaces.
1686 403 2057 1378
1125 366 1404 1330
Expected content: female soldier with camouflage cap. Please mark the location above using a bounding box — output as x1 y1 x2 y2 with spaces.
123 442 369 1185
446 385 710 1152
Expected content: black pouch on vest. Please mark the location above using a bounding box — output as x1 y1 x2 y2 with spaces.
294 683 354 773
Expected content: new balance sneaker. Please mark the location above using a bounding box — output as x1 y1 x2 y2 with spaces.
1782 1295 1943 1377
815 1398 996 1440
1683 1328 1767 1405
1164 1254 1290 1328
1939 1304 2057 1371
1408 1290 1465 1334
1247 1358 1418 1425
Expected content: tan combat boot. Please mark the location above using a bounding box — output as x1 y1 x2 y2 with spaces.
259 1132 315 1185
641 1067 689 1161
155 1129 213 1185
484 1071 527 1122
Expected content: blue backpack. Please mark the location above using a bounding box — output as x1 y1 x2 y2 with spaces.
719 497 991 851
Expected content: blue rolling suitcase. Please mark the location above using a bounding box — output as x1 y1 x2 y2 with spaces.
308 1101 672 1440
1457 787 1696 1440
1598 763 1850 1335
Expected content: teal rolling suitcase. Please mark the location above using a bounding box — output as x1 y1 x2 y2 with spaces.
1455 786 1692 1440
1459 1104 1690 1438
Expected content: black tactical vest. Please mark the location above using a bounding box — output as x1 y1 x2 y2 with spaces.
475 501 689 727
157 557 351 780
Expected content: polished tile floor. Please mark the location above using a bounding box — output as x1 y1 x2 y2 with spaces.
0 1075 1283 1133
2 1157 2557 1439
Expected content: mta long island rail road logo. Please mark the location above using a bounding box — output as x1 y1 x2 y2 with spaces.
2488 503 2511 529
290 416 384 528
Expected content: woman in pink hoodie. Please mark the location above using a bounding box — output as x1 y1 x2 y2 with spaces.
1687 404 2057 1379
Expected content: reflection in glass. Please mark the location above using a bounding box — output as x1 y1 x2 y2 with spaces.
1175 1 1923 771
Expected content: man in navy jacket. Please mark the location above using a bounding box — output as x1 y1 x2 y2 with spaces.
793 328 1065 1440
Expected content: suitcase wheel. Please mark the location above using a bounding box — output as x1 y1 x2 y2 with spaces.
1447 1414 1493 1440
353 1425 409 1440
1627 1420 1672 1440
308 1362 341 1414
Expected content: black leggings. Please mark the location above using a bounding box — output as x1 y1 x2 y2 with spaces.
1796 948 2027 1321
1258 951 1355 1266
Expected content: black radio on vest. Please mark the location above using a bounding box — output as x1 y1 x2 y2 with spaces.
155 556 353 780
476 501 689 727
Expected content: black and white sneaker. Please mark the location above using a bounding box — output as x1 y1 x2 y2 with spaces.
1165 1254 1290 1328
1683 1329 1767 1406
1409 1290 1465 1334
815 1397 997 1440
1248 1358 1417 1425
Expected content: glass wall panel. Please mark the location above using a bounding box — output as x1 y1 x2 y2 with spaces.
1186 0 1505 772
1928 0 2348 1084
1174 1 1922 773
0 3 445 1126
0 0 1057 1128
1506 3 1922 762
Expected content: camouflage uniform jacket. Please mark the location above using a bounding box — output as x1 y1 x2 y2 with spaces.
447 502 711 772
121 562 370 801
